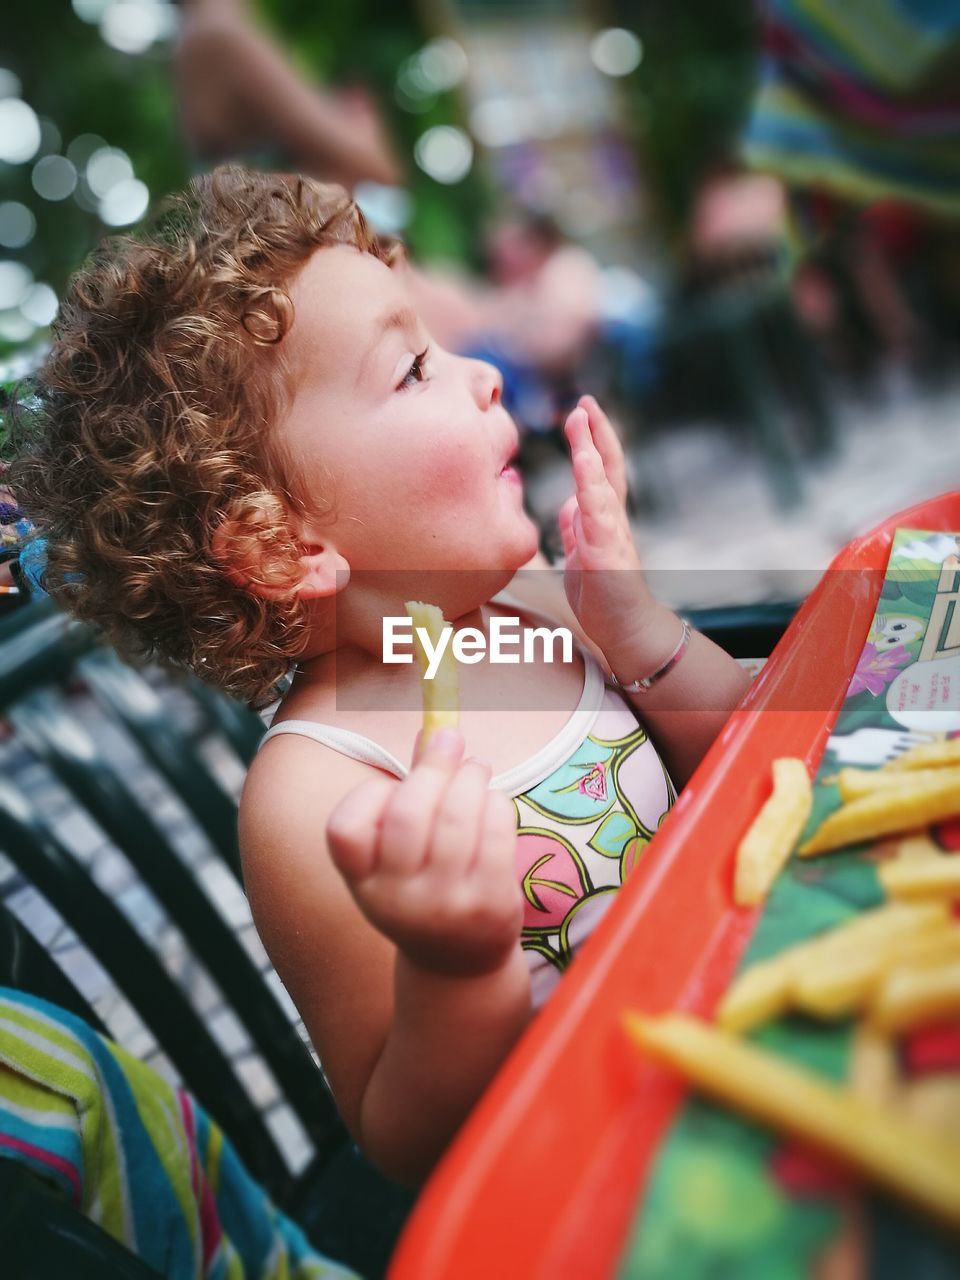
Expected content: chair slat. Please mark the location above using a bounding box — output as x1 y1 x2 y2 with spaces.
0 775 291 1198
8 688 345 1163
0 899 110 1037
77 650 244 878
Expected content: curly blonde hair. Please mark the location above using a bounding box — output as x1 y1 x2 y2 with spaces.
8 166 400 707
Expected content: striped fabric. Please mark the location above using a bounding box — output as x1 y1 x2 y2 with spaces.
0 989 356 1280
742 0 960 217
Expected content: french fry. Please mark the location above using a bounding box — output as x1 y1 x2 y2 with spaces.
715 902 947 1032
893 926 960 970
880 855 960 902
791 906 952 1019
904 1078 960 1144
792 949 892 1019
715 960 794 1033
623 1012 960 1228
882 738 960 773
404 601 459 745
798 773 960 857
894 833 943 862
869 960 960 1035
835 767 960 803
733 758 812 907
849 1023 899 1106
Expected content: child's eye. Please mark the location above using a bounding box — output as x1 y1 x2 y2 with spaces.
397 347 429 391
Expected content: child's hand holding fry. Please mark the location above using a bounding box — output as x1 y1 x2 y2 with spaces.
325 729 522 977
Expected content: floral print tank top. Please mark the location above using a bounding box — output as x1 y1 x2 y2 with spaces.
513 683 674 1006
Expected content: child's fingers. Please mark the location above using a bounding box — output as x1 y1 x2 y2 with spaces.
558 494 577 558
427 758 493 876
568 426 620 553
472 788 521 904
579 395 628 505
326 775 396 882
380 728 465 874
566 410 613 509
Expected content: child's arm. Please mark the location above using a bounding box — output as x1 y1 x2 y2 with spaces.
240 729 531 1186
558 396 751 788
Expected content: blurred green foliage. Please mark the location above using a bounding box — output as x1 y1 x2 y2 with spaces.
613 0 758 251
0 0 486 360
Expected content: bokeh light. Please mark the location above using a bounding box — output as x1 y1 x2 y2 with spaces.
590 28 643 78
0 312 36 343
66 133 108 167
100 0 176 54
0 203 37 250
99 178 150 225
470 98 527 149
32 155 79 202
0 99 42 165
417 38 468 93
354 182 413 235
0 68 23 99
86 146 133 197
414 126 473 184
71 0 110 22
0 261 34 310
395 38 467 113
37 118 63 157
20 283 59 327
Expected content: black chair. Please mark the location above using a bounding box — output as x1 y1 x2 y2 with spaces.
0 598 414 1279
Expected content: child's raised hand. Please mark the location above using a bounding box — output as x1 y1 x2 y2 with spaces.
559 396 672 673
325 728 522 977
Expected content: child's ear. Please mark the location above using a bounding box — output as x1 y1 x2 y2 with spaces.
210 504 350 602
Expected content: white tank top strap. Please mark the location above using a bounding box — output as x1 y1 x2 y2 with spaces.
259 721 408 779
258 651 607 796
258 588 611 793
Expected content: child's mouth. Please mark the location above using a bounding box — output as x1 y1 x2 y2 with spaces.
499 464 521 484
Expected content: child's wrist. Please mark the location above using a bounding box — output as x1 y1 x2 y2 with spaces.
601 602 684 686
397 935 526 983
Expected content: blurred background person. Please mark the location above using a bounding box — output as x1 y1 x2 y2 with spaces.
174 0 400 187
741 0 960 392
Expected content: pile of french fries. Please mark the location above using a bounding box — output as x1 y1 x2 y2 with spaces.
628 736 960 1229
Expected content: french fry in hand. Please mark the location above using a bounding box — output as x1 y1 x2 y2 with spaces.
624 1012 960 1228
733 758 812 906
869 960 960 1035
798 773 960 857
715 902 947 1031
404 600 459 746
835 766 960 804
882 737 960 773
880 854 960 902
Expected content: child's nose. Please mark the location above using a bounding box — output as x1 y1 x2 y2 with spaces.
467 357 503 410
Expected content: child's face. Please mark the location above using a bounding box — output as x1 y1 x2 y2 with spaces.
278 245 539 578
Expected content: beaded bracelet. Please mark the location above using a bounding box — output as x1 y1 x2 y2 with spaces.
610 618 692 694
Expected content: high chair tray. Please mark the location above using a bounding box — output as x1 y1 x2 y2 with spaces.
389 491 960 1280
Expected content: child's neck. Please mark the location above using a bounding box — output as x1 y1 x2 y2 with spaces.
294 571 515 674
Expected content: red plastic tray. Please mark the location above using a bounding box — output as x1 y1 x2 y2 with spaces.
389 492 960 1280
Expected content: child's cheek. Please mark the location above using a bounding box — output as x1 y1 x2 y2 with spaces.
408 439 480 505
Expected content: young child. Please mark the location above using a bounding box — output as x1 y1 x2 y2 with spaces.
9 167 750 1187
